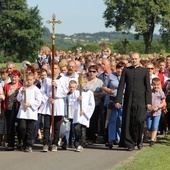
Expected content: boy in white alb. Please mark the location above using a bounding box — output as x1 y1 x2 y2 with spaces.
70 75 95 152
17 73 42 152
41 62 68 152
62 80 78 149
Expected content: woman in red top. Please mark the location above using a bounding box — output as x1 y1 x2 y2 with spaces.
152 60 165 88
3 70 22 151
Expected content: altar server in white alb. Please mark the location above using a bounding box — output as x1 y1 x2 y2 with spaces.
70 75 95 152
41 61 69 152
17 73 42 152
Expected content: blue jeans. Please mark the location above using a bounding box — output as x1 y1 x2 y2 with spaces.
108 106 122 143
147 115 161 131
63 119 75 146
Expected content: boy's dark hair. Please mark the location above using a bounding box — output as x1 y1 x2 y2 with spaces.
34 68 41 76
0 67 8 74
116 62 126 69
152 77 161 84
88 65 98 72
41 68 48 74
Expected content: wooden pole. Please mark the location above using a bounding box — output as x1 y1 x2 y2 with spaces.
46 14 61 139
21 62 28 112
23 69 27 112
78 73 83 111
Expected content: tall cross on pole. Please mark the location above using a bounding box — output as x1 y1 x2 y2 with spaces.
46 14 61 139
122 38 129 54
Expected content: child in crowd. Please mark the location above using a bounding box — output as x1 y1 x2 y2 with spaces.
41 61 68 152
0 67 11 85
70 75 95 152
35 68 48 142
147 77 166 147
62 80 78 149
17 73 42 152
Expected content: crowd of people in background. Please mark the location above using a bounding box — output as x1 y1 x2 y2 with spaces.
0 46 169 153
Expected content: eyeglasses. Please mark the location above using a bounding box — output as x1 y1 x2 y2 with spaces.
89 70 97 73
147 68 154 70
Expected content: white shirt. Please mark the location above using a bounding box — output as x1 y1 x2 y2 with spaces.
41 77 68 116
70 89 95 127
17 85 42 120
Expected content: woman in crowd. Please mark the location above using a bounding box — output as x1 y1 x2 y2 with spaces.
3 70 22 151
86 65 104 143
145 62 158 86
105 62 126 148
0 67 11 146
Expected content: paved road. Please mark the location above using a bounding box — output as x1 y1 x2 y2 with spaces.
0 142 141 170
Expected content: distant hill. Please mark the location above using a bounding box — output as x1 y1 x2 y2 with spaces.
42 28 161 50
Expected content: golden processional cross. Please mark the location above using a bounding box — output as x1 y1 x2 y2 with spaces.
46 14 61 139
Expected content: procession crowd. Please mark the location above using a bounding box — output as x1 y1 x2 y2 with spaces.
0 47 170 152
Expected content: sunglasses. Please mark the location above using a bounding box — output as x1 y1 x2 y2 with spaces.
89 70 97 73
147 68 154 70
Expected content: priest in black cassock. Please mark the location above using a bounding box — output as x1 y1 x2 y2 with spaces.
115 52 152 151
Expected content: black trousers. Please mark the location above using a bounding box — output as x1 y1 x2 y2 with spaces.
19 119 35 147
128 104 144 147
86 105 101 141
120 104 145 148
5 109 18 147
74 123 86 148
43 115 62 145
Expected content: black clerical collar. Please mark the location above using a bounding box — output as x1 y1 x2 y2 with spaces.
132 64 140 68
54 75 61 79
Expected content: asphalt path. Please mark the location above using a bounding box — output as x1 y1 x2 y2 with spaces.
0 142 140 170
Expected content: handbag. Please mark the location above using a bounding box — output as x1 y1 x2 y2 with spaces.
59 122 66 138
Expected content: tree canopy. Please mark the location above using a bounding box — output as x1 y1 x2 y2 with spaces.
103 0 170 53
0 0 44 62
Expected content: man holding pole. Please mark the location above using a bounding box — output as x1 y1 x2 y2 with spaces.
41 14 66 152
41 61 68 152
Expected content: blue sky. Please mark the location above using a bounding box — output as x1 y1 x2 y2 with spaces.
27 0 114 35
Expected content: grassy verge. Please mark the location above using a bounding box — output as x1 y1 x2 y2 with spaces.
115 136 170 170
0 63 22 70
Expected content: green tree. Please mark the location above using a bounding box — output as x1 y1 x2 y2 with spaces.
160 28 170 52
0 0 44 62
103 0 170 54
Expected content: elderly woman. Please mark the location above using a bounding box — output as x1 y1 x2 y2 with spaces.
0 67 11 146
105 62 126 148
3 70 22 151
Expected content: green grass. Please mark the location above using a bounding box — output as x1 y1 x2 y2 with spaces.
0 63 22 71
115 136 170 170
141 53 169 58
